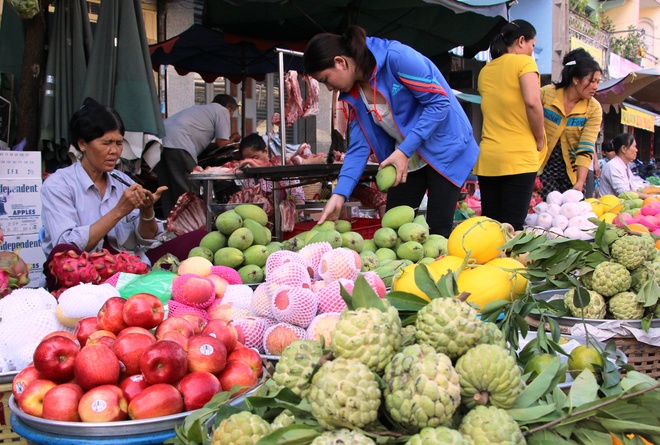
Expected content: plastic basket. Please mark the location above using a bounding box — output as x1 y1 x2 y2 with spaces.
284 218 381 240
0 383 26 444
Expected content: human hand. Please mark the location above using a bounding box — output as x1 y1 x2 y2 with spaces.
317 194 345 224
572 182 585 192
230 132 241 143
380 149 409 186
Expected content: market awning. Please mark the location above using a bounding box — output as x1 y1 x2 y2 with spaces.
596 68 660 111
621 103 660 132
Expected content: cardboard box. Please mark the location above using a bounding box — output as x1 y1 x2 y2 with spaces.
0 178 42 235
1 233 47 288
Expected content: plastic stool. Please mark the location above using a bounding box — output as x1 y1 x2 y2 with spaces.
11 414 176 445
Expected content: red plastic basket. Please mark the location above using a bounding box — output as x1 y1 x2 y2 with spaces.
284 218 382 240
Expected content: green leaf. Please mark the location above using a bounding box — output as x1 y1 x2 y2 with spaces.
255 424 321 445
637 278 660 307
513 356 561 408
339 284 354 311
508 403 558 422
413 263 442 300
567 370 600 409
573 287 592 309
527 429 577 445
350 274 387 311
385 291 430 311
436 269 461 299
620 371 660 391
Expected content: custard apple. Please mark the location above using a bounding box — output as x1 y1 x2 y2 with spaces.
271 410 295 430
611 235 647 270
646 261 660 286
459 405 525 445
310 429 376 444
307 357 381 429
383 344 461 430
630 266 650 292
415 298 483 359
455 344 525 409
272 339 323 397
563 288 606 319
608 291 645 320
476 322 507 348
640 233 657 261
579 269 593 289
401 324 417 338
591 261 631 297
405 426 468 445
330 301 401 373
211 411 272 445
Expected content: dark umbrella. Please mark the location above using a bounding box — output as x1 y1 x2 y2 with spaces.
596 68 660 111
81 0 165 168
40 0 93 165
202 0 509 59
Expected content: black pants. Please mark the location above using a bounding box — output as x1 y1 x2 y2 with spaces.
386 165 460 237
478 172 537 231
154 148 198 218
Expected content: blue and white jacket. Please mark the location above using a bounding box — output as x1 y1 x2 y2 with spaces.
334 37 480 199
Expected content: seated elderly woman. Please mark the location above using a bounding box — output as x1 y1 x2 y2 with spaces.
599 133 653 199
41 97 203 289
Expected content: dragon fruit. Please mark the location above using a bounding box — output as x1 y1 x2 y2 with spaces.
0 251 31 297
89 249 119 281
48 250 100 288
114 251 149 274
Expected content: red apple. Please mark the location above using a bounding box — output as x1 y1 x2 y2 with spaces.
112 333 156 376
227 347 263 378
97 296 128 334
180 313 208 334
206 274 228 298
201 319 238 353
122 293 165 329
16 379 57 417
42 383 84 421
74 317 100 347
73 344 121 390
33 335 80 382
127 383 183 420
118 326 156 340
234 341 245 350
86 335 116 350
12 365 43 402
186 334 227 375
217 360 258 396
154 317 195 340
158 330 189 352
139 340 188 385
87 329 117 342
118 374 150 403
207 301 240 322
177 371 221 411
78 384 128 422
42 330 79 345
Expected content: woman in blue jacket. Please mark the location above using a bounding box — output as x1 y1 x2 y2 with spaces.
303 26 479 236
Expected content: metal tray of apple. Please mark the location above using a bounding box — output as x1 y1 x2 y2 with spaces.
517 331 627 389
8 371 267 437
530 289 660 328
0 370 18 384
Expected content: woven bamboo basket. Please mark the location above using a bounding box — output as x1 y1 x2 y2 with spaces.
0 382 27 444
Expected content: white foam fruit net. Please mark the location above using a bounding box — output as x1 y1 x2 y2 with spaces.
58 283 120 319
307 312 341 344
271 286 318 328
262 322 307 355
318 248 360 282
265 251 309 278
250 283 272 318
231 317 267 352
0 308 70 372
316 278 353 314
0 288 57 323
265 263 312 298
222 284 254 309
298 242 332 280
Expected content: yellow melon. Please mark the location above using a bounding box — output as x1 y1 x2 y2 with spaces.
426 255 465 282
391 264 431 302
599 195 623 214
599 212 616 224
485 257 528 296
447 217 507 264
456 264 515 311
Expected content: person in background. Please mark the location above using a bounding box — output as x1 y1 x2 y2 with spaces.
155 94 241 217
473 19 545 230
599 133 654 199
594 142 615 197
303 26 479 236
539 48 603 199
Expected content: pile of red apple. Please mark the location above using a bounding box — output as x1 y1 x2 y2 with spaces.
11 292 263 423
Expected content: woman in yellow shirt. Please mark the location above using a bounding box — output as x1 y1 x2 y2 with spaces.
474 20 545 230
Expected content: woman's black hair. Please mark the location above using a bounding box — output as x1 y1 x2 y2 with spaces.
69 97 125 151
303 25 375 80
609 133 636 155
601 140 616 153
553 48 602 89
239 133 266 155
489 19 537 60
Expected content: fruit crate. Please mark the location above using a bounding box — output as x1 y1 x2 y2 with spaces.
284 218 381 240
0 382 26 444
